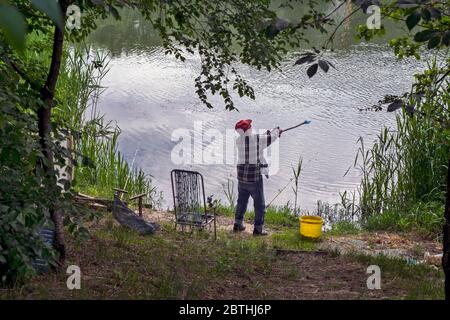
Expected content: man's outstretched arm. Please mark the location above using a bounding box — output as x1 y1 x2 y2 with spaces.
258 127 282 149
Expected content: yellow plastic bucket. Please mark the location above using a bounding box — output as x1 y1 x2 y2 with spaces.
299 215 323 239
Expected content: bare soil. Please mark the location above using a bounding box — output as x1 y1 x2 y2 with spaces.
1 206 442 300
146 209 275 236
202 250 404 299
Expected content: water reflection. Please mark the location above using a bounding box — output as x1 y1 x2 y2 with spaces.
86 6 423 210
88 5 406 56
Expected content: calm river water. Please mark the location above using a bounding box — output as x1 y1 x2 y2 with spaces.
86 7 427 210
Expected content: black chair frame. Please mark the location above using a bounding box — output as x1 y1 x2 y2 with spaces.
170 169 217 240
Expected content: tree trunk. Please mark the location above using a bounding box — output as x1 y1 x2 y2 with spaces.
443 156 450 300
38 1 68 266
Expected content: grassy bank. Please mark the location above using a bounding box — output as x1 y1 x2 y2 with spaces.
348 252 444 299
319 200 444 238
216 204 298 229
217 197 443 239
362 201 444 237
0 204 444 300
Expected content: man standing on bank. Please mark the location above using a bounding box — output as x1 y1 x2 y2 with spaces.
233 119 282 236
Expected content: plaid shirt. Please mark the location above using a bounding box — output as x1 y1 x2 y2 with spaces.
236 128 280 183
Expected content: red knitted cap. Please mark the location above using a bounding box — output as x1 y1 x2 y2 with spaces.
235 119 252 132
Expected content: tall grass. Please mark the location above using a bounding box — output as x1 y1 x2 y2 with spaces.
222 176 236 210
355 60 449 233
55 45 161 205
291 156 302 215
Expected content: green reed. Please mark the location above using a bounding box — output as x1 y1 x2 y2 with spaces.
291 156 303 215
55 45 160 204
222 176 237 211
355 60 449 227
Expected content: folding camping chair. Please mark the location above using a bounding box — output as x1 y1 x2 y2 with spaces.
170 169 217 240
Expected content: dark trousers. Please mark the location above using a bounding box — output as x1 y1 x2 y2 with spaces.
234 177 265 232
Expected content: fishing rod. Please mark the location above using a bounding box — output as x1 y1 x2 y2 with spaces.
265 120 311 208
266 177 294 209
281 120 311 133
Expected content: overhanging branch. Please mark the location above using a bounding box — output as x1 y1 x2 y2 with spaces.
1 51 42 92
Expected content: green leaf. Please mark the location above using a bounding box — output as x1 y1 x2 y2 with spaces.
414 29 438 42
16 212 25 225
406 11 421 31
318 60 329 73
387 100 403 112
421 8 431 21
0 4 26 52
294 55 314 65
307 63 318 78
442 31 450 46
31 0 63 29
429 8 441 19
427 36 441 49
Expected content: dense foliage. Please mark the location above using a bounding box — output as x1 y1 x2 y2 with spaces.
0 0 336 285
0 0 449 296
356 60 449 231
350 0 450 298
0 63 60 284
